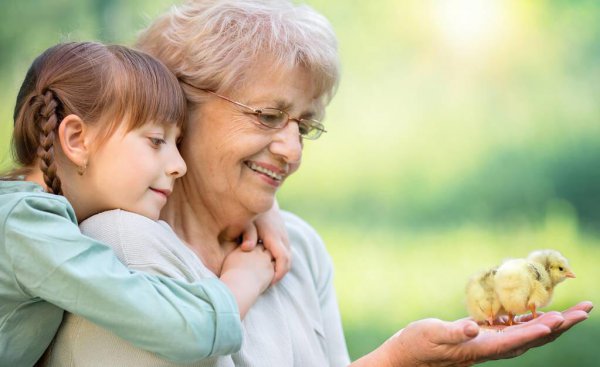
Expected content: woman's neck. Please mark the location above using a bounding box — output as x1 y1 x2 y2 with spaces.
161 177 255 275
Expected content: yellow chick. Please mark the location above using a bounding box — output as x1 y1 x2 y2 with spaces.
495 249 575 325
466 267 505 326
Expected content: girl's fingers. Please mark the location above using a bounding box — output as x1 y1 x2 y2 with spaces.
271 246 289 284
240 224 258 251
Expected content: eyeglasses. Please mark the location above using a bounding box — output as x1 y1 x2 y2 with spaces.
179 80 327 140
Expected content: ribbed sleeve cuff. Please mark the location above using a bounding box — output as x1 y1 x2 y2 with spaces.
202 277 243 356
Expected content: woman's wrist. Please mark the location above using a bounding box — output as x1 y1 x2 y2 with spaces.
350 349 395 367
350 329 409 367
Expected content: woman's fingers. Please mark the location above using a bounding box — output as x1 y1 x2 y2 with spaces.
428 319 480 345
502 301 592 325
565 301 594 314
514 311 564 330
482 313 567 359
473 323 553 363
527 307 590 347
477 302 592 357
506 301 592 331
560 307 590 330
392 303 592 367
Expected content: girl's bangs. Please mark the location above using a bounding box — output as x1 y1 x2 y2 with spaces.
108 46 187 134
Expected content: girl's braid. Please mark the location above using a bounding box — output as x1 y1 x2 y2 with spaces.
36 90 63 195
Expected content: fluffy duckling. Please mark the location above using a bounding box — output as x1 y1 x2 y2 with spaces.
466 267 506 326
495 249 575 325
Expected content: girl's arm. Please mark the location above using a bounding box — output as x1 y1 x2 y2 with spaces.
220 245 275 319
4 195 241 363
241 200 291 284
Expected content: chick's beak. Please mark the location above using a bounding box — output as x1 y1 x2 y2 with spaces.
565 271 576 278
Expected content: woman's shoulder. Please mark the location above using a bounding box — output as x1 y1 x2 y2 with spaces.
79 210 209 280
281 210 321 242
79 209 169 233
79 209 175 239
79 210 180 253
281 210 334 287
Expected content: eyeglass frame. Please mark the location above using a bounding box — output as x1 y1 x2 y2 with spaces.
178 79 327 140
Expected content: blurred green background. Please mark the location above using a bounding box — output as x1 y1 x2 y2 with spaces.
1 0 599 365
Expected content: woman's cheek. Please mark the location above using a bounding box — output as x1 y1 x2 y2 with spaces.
288 161 302 176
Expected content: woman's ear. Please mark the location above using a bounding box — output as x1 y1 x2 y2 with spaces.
57 114 91 169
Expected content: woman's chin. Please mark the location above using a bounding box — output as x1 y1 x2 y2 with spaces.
245 196 277 216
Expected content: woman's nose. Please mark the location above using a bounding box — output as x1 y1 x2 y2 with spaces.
270 121 303 164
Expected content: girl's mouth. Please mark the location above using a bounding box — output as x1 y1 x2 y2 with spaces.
150 188 171 198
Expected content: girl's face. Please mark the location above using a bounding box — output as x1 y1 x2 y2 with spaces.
79 121 186 220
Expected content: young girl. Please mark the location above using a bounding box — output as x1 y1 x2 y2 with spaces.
0 42 289 366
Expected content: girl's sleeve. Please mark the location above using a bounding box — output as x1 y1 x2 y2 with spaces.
4 195 241 363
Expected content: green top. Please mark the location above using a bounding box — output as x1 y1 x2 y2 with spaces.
0 180 242 367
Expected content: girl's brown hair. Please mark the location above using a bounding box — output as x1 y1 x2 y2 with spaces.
3 41 186 195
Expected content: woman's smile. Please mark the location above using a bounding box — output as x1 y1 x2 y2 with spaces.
245 160 285 187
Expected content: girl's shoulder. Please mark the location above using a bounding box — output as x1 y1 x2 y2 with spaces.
0 180 76 226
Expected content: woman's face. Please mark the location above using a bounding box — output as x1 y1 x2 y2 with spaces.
181 64 320 216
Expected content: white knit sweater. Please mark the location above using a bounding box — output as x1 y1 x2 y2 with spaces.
43 210 350 367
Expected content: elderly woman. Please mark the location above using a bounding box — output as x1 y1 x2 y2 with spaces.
45 0 592 366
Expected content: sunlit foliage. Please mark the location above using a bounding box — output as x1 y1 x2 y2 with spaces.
1 1 599 365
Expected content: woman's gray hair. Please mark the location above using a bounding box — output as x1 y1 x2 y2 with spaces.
136 0 340 108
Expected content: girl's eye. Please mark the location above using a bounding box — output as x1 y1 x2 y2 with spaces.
149 137 166 147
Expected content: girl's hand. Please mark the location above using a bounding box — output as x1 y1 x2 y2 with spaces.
220 245 275 319
240 200 291 284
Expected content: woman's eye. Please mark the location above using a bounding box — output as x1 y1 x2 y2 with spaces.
298 121 311 135
149 137 166 146
257 109 285 127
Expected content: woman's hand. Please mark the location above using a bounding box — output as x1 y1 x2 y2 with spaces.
506 301 594 347
241 200 291 284
352 301 592 367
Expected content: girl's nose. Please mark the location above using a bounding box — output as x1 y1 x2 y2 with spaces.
167 148 187 178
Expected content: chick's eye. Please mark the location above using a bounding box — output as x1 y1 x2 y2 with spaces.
559 266 564 271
